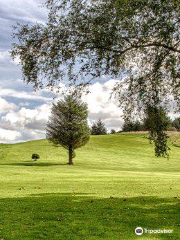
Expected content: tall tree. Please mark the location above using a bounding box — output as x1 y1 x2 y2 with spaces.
91 119 107 135
11 0 180 156
46 94 90 165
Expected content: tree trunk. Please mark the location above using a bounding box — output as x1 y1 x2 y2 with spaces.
68 146 74 165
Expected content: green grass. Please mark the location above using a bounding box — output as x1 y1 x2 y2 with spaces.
0 133 180 239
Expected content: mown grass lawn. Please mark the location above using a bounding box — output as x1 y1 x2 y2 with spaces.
0 133 180 239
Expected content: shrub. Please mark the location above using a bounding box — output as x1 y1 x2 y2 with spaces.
31 153 40 161
172 117 180 131
111 129 116 134
168 126 177 132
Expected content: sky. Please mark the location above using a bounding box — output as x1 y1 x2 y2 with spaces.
0 0 123 143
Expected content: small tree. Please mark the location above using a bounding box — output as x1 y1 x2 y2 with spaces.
133 121 143 132
32 153 40 161
122 121 133 132
122 120 145 132
46 94 90 165
172 117 180 131
91 119 107 135
111 129 116 134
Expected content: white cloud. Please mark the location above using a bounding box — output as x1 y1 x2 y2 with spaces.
0 128 21 142
0 50 20 66
82 80 123 131
0 103 51 142
0 97 17 113
19 102 30 107
0 88 51 102
0 104 51 130
0 0 47 24
49 80 123 131
0 80 124 143
0 51 9 61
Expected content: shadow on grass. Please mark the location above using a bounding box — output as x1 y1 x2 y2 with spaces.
0 193 179 240
4 162 68 167
172 143 180 148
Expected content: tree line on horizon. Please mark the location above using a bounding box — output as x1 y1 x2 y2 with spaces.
122 117 180 133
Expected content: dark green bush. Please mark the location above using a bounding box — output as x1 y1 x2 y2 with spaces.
31 154 40 161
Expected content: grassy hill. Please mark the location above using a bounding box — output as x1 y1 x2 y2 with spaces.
0 133 180 239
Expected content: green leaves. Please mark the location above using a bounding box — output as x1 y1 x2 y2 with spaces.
145 106 171 158
91 119 107 135
46 94 90 163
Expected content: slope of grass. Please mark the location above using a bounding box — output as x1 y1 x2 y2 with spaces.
0 133 180 239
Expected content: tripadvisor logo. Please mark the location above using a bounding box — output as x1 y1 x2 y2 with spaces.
135 227 173 235
135 227 143 235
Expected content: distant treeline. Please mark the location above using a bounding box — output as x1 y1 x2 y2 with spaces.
122 117 180 132
91 117 180 135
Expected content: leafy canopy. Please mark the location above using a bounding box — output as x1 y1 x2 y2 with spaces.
144 106 171 158
31 153 40 161
11 0 180 112
11 0 180 107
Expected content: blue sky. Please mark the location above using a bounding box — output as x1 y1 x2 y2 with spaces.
0 0 123 143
